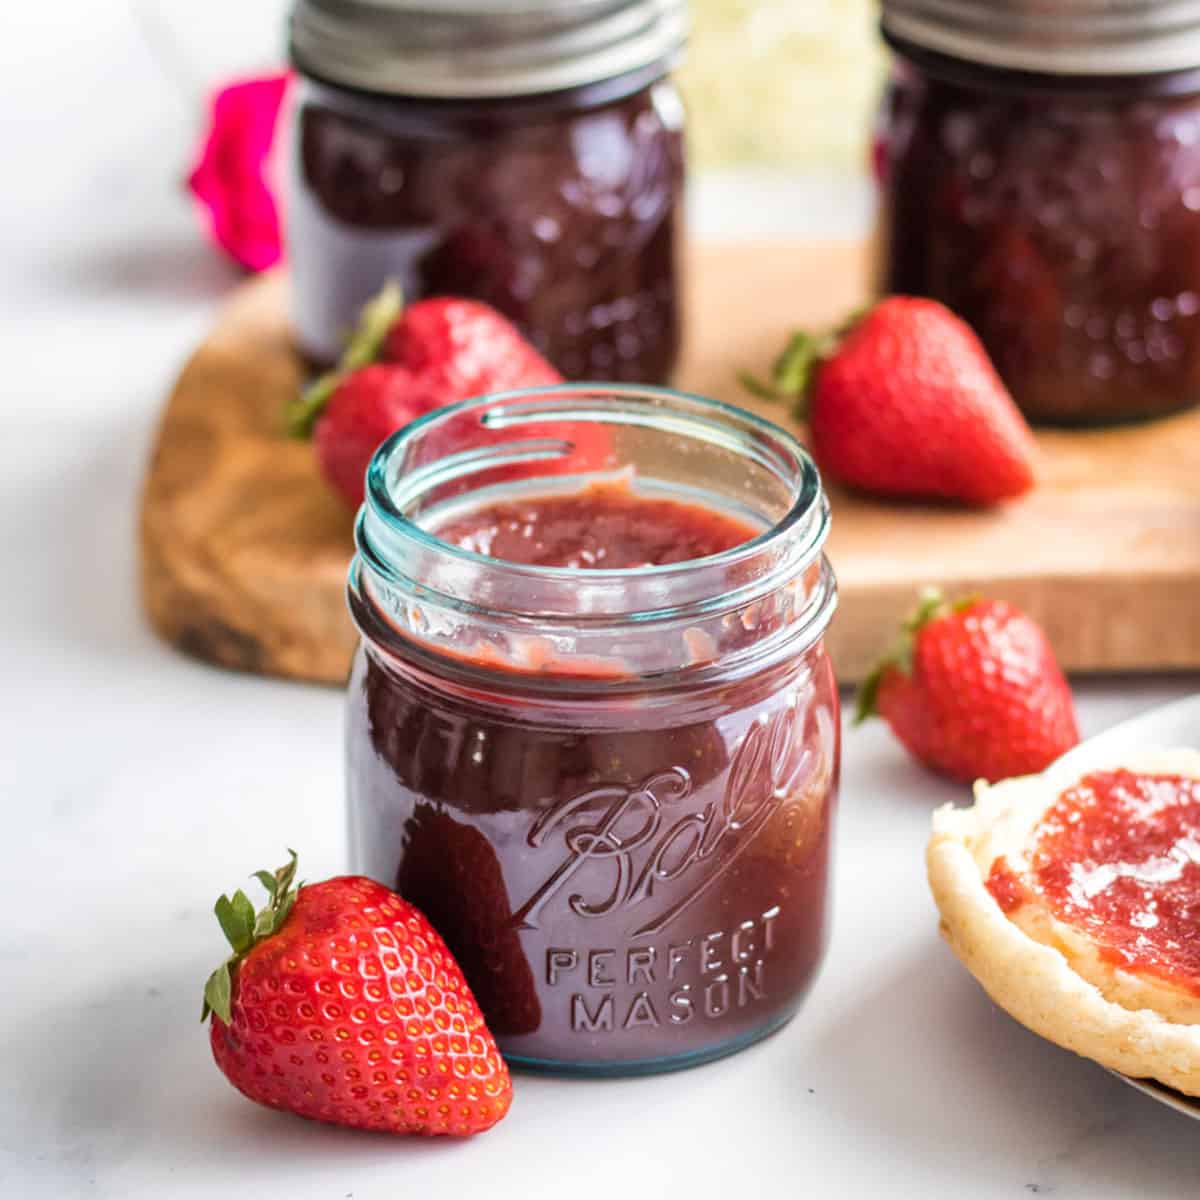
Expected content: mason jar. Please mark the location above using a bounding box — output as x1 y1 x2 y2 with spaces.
876 0 1200 424
344 384 840 1074
286 0 687 384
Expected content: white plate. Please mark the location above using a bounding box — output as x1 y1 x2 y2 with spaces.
1047 693 1200 784
1051 695 1200 1120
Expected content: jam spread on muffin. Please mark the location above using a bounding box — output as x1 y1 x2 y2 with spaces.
987 769 1200 992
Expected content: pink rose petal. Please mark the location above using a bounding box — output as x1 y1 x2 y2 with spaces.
188 72 290 273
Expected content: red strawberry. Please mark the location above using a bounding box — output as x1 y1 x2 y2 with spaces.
203 851 512 1137
748 297 1036 506
384 297 560 394
312 364 427 506
287 284 613 509
856 591 1079 784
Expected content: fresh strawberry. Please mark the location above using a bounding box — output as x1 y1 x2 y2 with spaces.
203 851 512 1137
286 285 615 508
287 283 407 439
856 591 1079 784
312 364 428 506
747 296 1036 506
383 297 560 394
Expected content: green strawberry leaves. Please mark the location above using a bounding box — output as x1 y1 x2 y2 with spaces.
204 964 232 1027
214 891 255 955
740 309 864 418
854 588 976 725
202 849 302 1025
285 374 339 440
252 869 279 895
852 663 888 728
739 330 831 415
285 282 404 437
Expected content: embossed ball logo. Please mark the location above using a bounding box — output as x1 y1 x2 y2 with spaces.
511 702 810 939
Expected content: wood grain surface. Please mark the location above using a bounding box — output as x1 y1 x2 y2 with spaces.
140 241 1200 685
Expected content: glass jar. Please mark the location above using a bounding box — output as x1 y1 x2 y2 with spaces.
345 384 840 1075
876 1 1200 425
286 0 687 383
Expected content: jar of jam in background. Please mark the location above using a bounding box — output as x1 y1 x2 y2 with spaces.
345 385 839 1074
876 0 1200 425
286 0 687 384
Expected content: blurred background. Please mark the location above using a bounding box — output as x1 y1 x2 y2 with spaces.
683 0 881 169
125 0 881 239
3 0 882 694
131 0 881 166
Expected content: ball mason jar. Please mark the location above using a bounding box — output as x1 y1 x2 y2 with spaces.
345 385 840 1075
287 0 687 383
877 0 1200 424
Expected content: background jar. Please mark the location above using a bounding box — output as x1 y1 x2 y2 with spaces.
286 0 687 384
876 0 1200 425
345 385 840 1075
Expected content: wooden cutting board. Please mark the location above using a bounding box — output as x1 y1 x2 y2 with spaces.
140 240 1200 686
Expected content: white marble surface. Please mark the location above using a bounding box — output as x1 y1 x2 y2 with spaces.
4 5 1200 1198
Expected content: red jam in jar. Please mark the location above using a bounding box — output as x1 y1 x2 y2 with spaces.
876 3 1200 425
433 482 756 568
286 1 686 382
345 385 840 1074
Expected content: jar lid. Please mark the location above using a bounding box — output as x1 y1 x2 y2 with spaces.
289 0 688 98
882 0 1200 76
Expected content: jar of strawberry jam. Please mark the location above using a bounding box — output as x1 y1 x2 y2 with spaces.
345 385 839 1074
877 1 1200 424
286 0 686 383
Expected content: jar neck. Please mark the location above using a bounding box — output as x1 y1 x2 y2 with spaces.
347 386 836 694
349 556 837 699
886 32 1200 100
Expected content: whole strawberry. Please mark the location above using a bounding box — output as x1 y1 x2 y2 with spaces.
312 364 427 506
383 296 561 397
287 284 564 508
202 851 512 1136
856 591 1079 783
748 297 1036 506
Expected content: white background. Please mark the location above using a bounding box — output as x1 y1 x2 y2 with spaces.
2 5 1198 1197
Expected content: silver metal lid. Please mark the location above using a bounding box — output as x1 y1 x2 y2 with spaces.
289 0 688 98
882 0 1200 76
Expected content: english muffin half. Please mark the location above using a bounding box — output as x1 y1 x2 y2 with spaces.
928 749 1200 1095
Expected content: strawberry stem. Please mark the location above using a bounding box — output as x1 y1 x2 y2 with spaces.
285 282 404 438
739 322 848 420
854 588 949 725
202 849 302 1024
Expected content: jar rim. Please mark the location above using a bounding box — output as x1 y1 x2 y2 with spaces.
356 383 827 610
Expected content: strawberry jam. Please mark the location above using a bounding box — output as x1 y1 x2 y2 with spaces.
987 769 1200 992
433 482 757 569
876 39 1200 425
345 387 840 1074
288 3 684 381
289 74 683 381
984 857 1026 916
